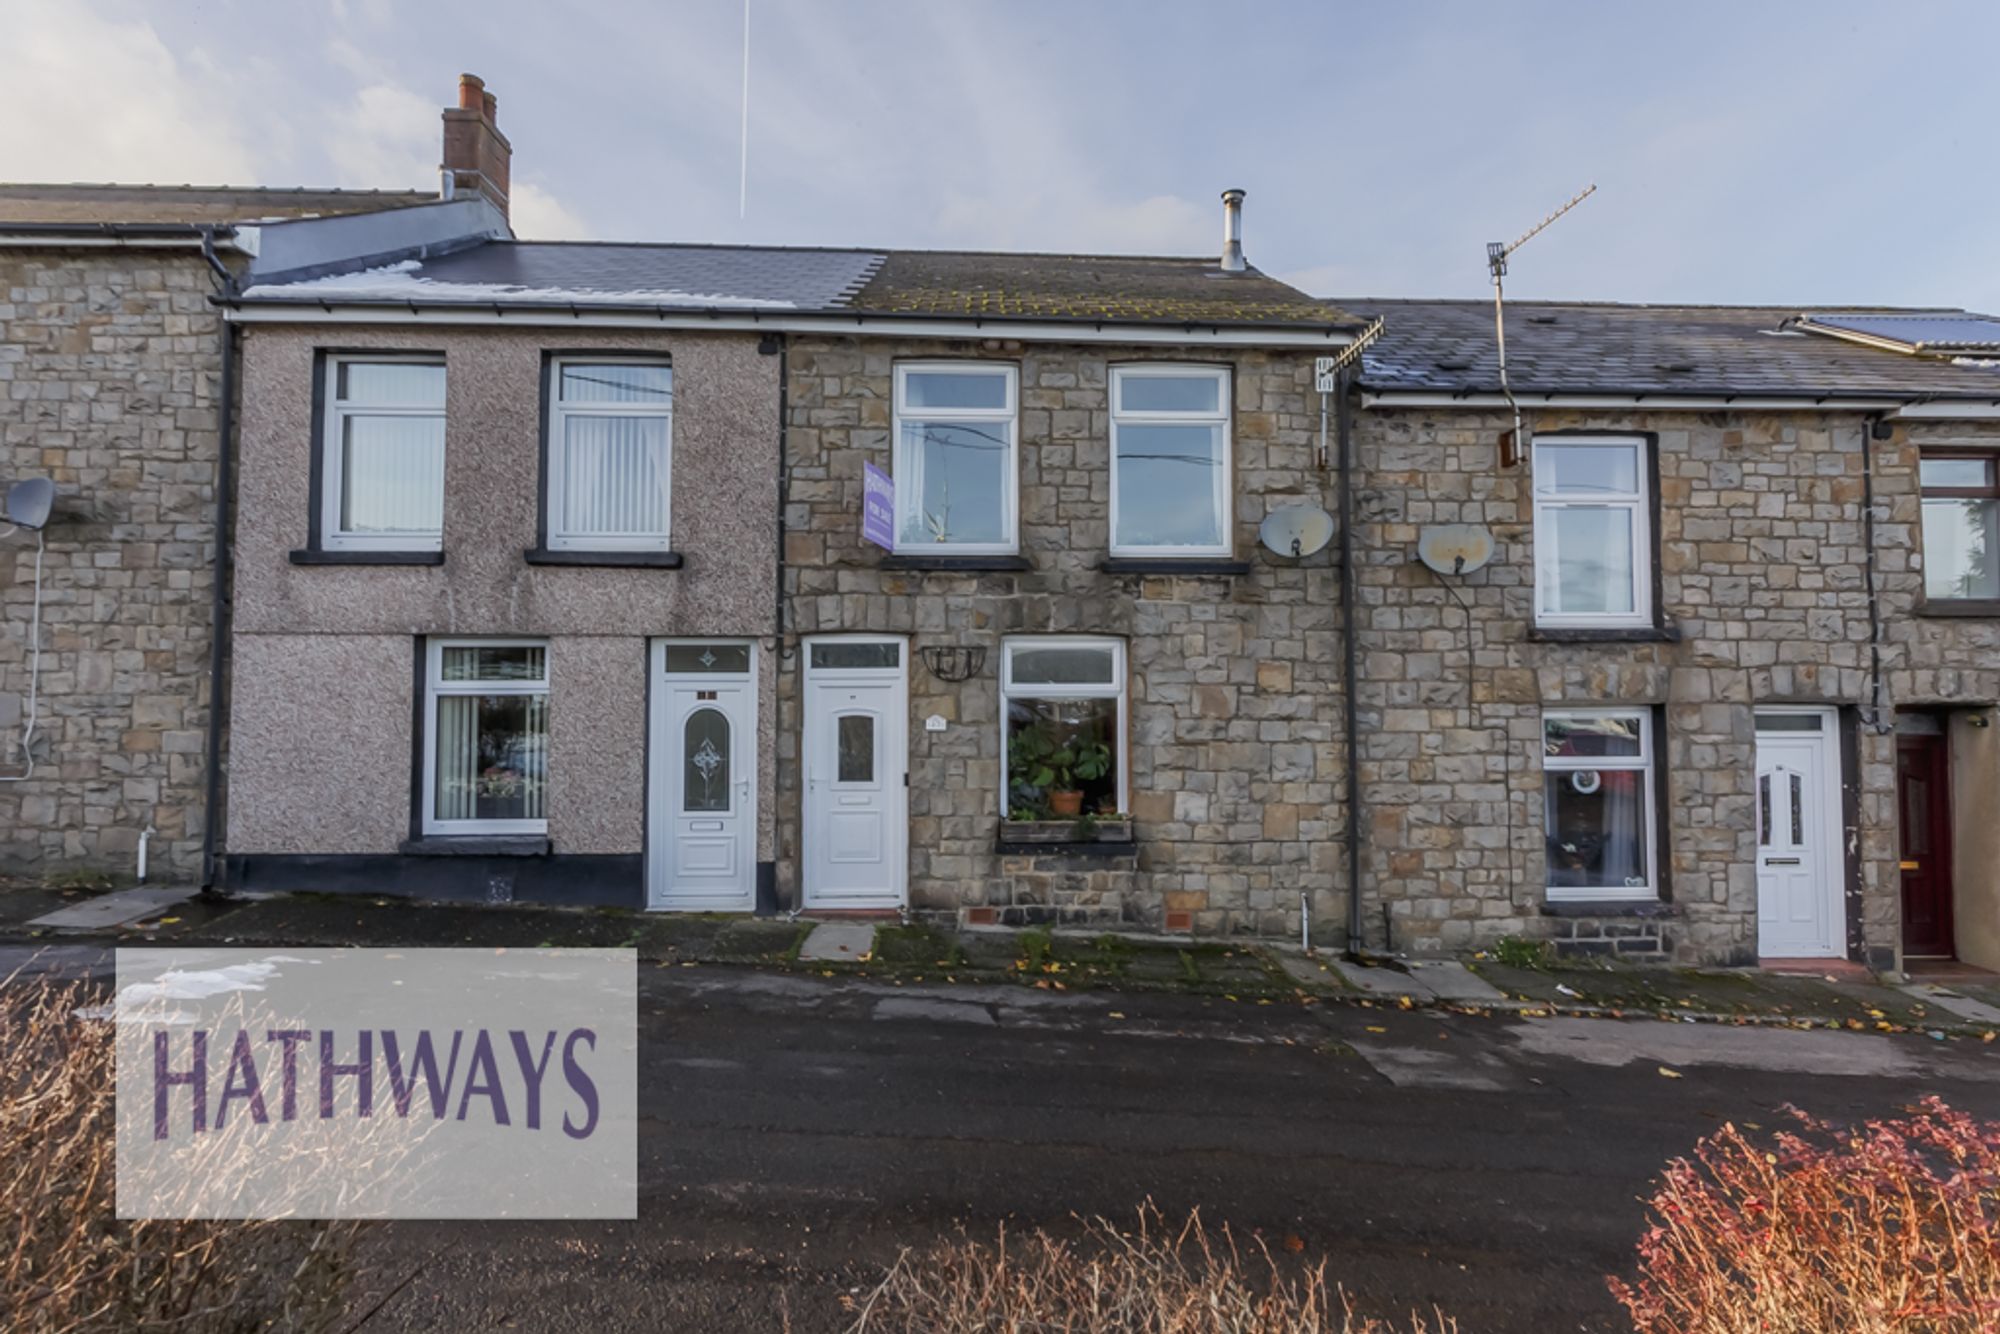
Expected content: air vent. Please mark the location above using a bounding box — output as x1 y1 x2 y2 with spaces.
1656 363 1696 375
1526 314 1559 324
1435 358 1472 371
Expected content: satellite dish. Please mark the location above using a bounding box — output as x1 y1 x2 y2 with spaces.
1416 524 1495 576
4 478 55 531
1258 505 1334 559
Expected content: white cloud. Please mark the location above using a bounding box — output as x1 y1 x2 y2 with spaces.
510 181 591 240
326 83 438 189
0 5 260 183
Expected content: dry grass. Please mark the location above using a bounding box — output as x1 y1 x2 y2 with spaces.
1610 1096 2000 1333
2 978 362 1333
843 1200 1454 1334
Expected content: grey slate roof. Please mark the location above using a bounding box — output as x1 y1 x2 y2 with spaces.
1354 299 2000 402
235 238 1367 329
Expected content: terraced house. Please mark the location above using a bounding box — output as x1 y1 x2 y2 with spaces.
1347 301 2000 972
219 189 1374 933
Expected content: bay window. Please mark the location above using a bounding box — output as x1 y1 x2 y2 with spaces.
322 357 446 551
1110 365 1232 556
545 358 673 551
1001 638 1126 819
1919 453 2000 602
1543 709 1656 901
1531 437 1650 627
893 363 1017 552
423 640 549 835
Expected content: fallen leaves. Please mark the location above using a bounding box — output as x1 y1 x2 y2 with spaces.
1658 1066 1684 1079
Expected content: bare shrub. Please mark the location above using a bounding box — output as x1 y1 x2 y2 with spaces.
2 978 363 1333
1610 1096 2000 1333
844 1200 1454 1333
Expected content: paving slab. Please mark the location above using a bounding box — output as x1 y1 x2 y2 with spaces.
1902 982 2000 1027
797 921 876 963
1405 960 1507 1002
1325 956 1431 1000
27 886 197 932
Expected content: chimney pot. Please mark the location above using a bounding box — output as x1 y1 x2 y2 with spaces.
1220 188 1246 272
481 91 497 123
458 73 485 111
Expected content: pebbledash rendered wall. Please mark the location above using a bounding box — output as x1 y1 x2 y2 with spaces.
1349 405 2000 967
0 247 223 880
223 325 779 903
778 335 1348 935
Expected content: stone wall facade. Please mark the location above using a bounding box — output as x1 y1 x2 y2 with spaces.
0 247 223 881
778 335 1349 935
1350 405 2000 966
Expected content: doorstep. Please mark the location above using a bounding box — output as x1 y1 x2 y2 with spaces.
1759 957 1873 980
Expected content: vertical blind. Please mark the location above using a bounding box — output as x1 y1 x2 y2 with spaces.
552 362 672 546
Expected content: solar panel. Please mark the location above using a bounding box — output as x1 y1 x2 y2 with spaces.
1798 313 2000 353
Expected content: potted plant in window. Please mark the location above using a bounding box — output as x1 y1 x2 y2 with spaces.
1044 738 1112 817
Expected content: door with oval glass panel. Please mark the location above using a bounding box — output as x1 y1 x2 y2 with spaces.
1754 708 1844 958
648 641 757 910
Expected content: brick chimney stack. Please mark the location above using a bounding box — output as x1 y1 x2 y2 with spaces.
440 73 511 221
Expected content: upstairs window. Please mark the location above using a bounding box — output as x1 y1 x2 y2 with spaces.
423 640 549 836
1001 638 1126 820
323 357 445 551
1919 453 2000 602
1532 437 1651 627
893 363 1017 553
545 359 673 551
1543 709 1657 902
1110 365 1232 556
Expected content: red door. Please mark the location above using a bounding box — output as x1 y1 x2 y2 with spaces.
1896 731 1956 958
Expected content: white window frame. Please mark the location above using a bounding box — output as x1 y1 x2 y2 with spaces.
1542 707 1657 903
545 356 674 552
1530 435 1652 629
891 361 1018 554
321 354 446 553
999 636 1128 816
422 638 550 836
1108 364 1233 558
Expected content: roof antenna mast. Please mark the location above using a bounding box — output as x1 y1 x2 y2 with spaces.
1487 183 1595 465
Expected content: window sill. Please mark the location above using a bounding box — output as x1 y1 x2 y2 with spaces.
399 835 551 857
879 554 1031 572
1540 900 1676 918
1099 558 1252 576
289 549 445 567
1528 625 1679 644
524 547 684 568
1914 600 2000 618
997 819 1135 856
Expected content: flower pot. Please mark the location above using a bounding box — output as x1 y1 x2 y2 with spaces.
1047 790 1084 817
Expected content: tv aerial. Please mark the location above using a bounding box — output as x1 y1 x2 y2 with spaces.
1259 504 1335 560
1488 183 1596 466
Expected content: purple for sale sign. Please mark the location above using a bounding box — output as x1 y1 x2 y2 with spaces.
862 462 894 550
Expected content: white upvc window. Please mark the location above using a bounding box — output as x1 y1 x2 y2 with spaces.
892 362 1018 553
1000 637 1127 819
545 358 674 551
322 356 446 552
1531 436 1651 627
423 639 549 836
1109 364 1232 557
1542 708 1657 902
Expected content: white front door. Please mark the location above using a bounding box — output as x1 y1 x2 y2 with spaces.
1755 708 1843 958
802 638 907 909
648 641 757 911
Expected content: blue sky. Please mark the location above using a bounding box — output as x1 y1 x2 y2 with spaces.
5 0 1995 309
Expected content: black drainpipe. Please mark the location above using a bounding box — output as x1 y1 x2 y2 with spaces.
1336 368 1364 955
761 332 788 915
198 229 237 890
